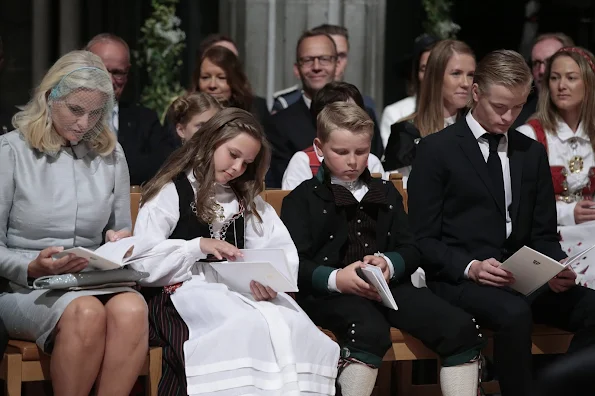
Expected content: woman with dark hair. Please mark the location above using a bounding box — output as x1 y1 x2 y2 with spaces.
191 45 271 130
380 34 439 148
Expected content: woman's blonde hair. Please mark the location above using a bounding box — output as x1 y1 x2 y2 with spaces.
13 50 116 155
412 39 475 137
534 47 595 149
142 107 270 223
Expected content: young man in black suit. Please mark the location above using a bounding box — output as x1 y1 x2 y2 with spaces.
86 34 173 185
408 50 595 396
281 102 485 396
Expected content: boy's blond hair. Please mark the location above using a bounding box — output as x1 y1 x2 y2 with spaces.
316 102 374 143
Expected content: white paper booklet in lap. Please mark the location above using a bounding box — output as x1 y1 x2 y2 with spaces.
361 264 398 310
208 249 298 293
53 237 154 270
500 244 595 296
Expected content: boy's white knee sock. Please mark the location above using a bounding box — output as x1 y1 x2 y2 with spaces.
440 360 480 396
337 363 378 396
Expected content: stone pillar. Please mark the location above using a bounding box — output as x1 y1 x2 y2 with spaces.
220 0 387 111
59 0 81 55
32 0 51 86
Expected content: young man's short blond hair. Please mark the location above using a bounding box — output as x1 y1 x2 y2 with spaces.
316 102 374 143
473 50 532 101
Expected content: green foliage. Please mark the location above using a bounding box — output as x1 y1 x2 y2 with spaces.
135 0 186 116
422 0 460 39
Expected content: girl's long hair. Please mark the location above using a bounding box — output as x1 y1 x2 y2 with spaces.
142 107 270 223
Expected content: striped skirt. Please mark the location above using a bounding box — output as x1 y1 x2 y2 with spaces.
143 287 189 396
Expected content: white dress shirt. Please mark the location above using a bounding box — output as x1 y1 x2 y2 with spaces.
517 120 593 226
380 96 417 148
464 111 513 277
302 94 312 109
325 177 395 292
112 103 119 135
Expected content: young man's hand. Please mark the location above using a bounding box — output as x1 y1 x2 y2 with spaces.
336 261 381 301
548 266 576 293
468 258 515 287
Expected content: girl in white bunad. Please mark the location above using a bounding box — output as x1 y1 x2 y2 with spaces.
131 107 340 396
518 46 595 288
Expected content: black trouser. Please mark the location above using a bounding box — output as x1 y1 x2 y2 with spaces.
300 281 485 368
429 280 595 396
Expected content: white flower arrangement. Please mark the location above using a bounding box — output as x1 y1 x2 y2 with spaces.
422 0 460 39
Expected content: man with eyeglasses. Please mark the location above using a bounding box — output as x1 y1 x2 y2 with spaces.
265 30 338 187
272 24 377 117
86 33 172 185
512 32 574 129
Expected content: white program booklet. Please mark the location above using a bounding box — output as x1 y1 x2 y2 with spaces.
361 264 398 310
500 244 595 295
208 248 298 293
53 237 153 271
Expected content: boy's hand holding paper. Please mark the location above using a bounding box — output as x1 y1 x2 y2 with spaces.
359 264 399 310
337 261 381 301
363 254 390 282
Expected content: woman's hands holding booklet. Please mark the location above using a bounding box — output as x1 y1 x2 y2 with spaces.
27 247 88 278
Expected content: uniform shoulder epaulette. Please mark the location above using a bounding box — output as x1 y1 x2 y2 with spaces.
273 84 300 98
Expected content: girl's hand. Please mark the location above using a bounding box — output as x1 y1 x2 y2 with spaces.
250 281 277 301
200 238 243 260
105 229 131 243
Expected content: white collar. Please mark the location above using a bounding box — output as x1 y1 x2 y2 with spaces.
466 111 509 143
330 176 364 192
302 93 312 109
444 114 457 127
554 119 589 142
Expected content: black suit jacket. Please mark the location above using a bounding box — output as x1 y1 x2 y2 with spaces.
281 168 420 296
382 120 421 171
0 106 18 135
267 97 384 188
118 103 173 186
407 119 565 284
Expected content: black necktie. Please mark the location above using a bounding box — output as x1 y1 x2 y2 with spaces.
483 133 505 212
